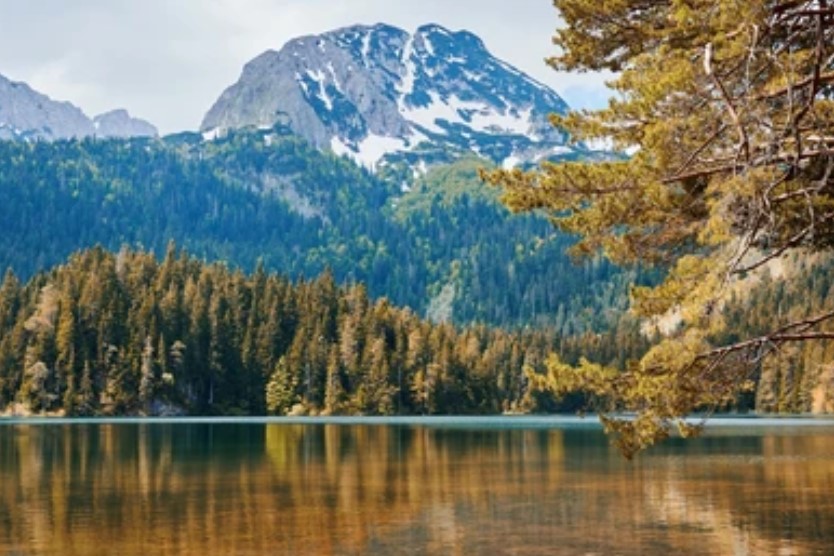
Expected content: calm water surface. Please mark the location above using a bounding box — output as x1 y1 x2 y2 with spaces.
1 417 833 555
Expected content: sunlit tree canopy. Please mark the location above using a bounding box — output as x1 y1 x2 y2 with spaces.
484 0 834 456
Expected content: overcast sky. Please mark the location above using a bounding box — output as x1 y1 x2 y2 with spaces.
0 0 611 134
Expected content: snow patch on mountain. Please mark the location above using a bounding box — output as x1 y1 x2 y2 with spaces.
332 129 429 170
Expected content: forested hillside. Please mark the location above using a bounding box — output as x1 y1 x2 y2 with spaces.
0 128 637 332
0 246 571 416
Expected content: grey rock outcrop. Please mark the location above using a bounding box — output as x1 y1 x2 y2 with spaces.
0 73 94 140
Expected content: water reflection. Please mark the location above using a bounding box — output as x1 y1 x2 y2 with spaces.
1 421 833 555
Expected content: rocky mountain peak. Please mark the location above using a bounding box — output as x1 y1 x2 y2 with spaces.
93 109 158 139
0 73 93 140
0 72 157 141
201 23 579 170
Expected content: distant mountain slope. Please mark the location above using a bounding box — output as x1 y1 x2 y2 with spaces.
0 72 157 140
201 23 582 169
0 126 635 333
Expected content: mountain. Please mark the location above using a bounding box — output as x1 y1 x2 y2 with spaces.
0 73 94 140
201 23 581 169
0 72 157 140
93 109 158 139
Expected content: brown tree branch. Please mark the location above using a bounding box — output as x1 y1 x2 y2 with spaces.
661 148 834 184
698 309 834 361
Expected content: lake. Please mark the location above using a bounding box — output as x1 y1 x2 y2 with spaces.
1 416 833 555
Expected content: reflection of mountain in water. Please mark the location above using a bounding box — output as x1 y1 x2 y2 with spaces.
0 422 833 555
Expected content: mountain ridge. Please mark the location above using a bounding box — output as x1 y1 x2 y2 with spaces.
0 72 157 140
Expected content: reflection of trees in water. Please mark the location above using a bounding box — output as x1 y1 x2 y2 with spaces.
0 424 833 555
636 434 834 555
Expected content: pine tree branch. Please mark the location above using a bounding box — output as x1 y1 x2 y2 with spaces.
661 148 834 184
698 309 834 362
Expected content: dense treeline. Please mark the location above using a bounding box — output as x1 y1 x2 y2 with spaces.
0 248 823 418
0 129 636 332
0 245 579 416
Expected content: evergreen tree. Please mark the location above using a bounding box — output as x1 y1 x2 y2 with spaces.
484 0 834 455
139 336 156 412
266 357 298 415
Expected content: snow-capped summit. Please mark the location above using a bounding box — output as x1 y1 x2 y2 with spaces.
201 23 578 169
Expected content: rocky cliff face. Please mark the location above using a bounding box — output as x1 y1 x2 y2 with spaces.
202 23 580 169
0 73 156 141
0 73 94 140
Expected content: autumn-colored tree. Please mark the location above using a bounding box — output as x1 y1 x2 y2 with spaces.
266 356 298 415
484 0 834 455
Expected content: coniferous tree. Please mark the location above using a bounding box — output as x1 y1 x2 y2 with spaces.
266 356 298 415
484 0 834 455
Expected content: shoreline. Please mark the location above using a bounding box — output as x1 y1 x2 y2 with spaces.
3 413 834 429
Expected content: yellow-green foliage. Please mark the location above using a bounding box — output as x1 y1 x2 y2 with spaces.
485 1 834 454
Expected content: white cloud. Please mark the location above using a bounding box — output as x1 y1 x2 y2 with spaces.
0 0 612 134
